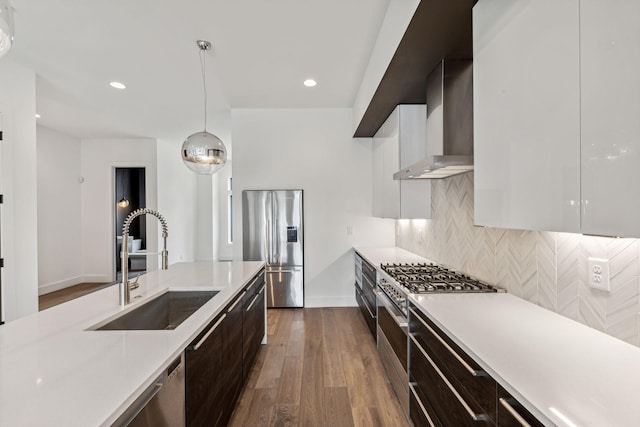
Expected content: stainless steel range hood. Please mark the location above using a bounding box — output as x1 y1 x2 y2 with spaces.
393 60 473 179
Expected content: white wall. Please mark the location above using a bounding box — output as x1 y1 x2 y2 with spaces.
0 59 39 322
156 138 198 264
37 126 83 294
231 108 395 306
80 138 158 282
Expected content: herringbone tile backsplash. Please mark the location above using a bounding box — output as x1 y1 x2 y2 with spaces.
396 173 640 346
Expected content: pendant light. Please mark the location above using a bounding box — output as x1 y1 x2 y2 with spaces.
0 0 15 59
117 174 130 208
181 40 227 175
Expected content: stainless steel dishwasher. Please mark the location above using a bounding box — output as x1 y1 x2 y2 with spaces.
112 354 185 427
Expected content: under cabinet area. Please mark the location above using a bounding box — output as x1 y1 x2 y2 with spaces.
185 268 266 427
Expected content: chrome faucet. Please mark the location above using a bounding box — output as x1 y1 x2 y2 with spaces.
120 208 169 306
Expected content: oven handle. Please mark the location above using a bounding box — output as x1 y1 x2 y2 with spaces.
377 290 408 328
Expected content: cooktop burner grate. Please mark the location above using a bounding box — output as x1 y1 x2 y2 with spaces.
380 262 498 294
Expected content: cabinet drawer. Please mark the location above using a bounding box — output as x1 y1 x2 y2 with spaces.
410 305 496 421
497 385 544 427
409 382 443 427
410 333 494 427
355 285 376 339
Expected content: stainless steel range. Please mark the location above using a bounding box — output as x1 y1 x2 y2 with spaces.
378 262 500 317
375 261 502 420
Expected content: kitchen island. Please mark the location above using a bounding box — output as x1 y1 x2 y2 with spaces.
0 261 265 427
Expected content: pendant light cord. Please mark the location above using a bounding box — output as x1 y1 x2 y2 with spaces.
199 47 208 132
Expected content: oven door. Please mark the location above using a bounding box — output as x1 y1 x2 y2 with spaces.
376 290 409 417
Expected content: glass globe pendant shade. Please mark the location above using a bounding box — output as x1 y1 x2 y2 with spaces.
181 131 227 175
117 197 130 208
0 0 15 59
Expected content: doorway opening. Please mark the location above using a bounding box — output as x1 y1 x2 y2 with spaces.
114 168 146 282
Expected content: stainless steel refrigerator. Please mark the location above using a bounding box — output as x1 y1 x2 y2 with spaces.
242 190 304 308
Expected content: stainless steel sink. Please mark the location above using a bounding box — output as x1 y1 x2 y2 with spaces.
95 290 219 331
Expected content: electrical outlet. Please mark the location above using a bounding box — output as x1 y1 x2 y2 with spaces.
346 225 353 236
587 257 610 291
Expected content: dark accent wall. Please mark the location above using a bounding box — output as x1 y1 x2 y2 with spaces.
115 168 146 272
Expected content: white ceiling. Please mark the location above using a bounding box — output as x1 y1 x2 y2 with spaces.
9 0 390 140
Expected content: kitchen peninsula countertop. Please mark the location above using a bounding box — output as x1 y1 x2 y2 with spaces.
0 261 265 427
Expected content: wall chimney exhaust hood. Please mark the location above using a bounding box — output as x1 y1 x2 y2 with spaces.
393 60 473 179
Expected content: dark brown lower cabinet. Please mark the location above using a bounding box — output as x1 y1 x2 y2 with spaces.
219 292 245 426
185 312 225 427
186 269 266 427
497 385 545 427
355 284 376 339
408 302 545 427
243 282 266 378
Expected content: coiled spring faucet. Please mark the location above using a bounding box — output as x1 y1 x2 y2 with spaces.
120 208 169 306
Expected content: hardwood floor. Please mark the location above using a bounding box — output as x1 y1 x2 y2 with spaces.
229 307 410 427
38 282 115 311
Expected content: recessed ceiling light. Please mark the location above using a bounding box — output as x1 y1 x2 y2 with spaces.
303 79 317 87
110 81 126 90
35 114 41 118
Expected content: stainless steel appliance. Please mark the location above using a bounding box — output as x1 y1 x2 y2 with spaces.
242 190 304 308
113 354 185 427
376 262 501 419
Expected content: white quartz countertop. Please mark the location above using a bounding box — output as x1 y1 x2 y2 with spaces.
409 292 640 427
354 246 431 266
0 261 265 427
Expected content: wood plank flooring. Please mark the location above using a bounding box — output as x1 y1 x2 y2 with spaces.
229 307 410 427
38 282 114 311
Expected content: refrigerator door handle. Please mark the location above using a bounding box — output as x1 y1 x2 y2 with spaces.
269 267 302 273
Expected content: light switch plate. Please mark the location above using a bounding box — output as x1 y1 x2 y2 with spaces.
587 257 610 291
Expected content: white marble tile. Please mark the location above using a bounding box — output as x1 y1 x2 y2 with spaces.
537 231 557 311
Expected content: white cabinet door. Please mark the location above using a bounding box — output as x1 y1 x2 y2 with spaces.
580 0 640 237
473 0 581 232
398 105 430 219
372 105 430 219
372 110 400 218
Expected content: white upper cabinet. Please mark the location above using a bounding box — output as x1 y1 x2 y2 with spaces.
580 0 640 237
372 105 431 219
473 0 581 232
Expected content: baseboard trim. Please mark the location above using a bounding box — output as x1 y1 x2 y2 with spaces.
304 295 357 308
39 275 114 295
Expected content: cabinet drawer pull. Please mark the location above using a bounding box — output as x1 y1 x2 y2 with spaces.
190 314 226 351
359 291 376 319
246 271 264 292
410 307 483 377
246 285 265 311
410 334 488 422
409 382 436 427
499 398 532 427
228 292 246 312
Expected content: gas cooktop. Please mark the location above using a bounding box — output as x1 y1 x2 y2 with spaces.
380 263 499 294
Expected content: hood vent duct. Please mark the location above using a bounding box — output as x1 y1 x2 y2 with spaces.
393 60 474 179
